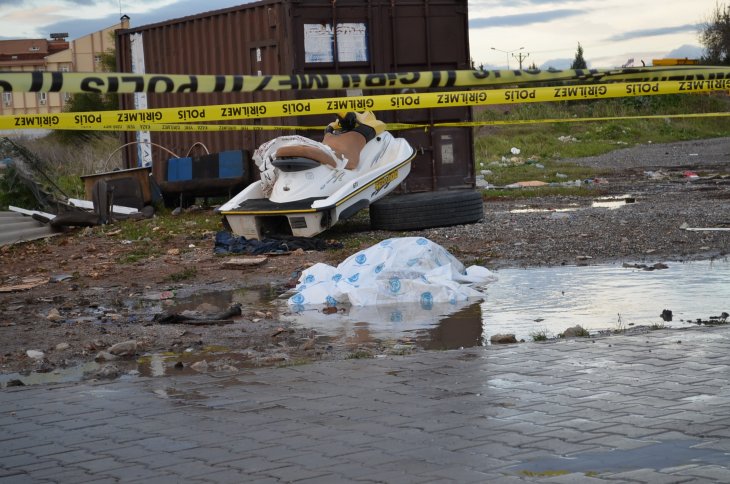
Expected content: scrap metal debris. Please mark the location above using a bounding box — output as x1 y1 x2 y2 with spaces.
0 276 48 293
154 303 242 325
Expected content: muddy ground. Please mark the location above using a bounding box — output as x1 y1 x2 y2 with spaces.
1 137 729 383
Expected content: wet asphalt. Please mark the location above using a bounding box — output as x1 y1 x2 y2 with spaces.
1 325 730 483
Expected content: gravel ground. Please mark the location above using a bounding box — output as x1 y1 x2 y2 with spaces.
416 137 730 268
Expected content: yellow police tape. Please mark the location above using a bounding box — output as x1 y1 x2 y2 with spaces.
2 66 730 93
3 79 730 131
12 112 726 133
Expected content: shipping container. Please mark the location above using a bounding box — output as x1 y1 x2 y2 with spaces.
116 0 474 195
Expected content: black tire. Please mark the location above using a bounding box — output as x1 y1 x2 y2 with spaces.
370 190 484 231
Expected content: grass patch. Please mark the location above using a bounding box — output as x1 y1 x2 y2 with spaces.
529 329 550 342
482 186 599 200
519 470 570 477
117 244 162 264
164 267 198 283
106 211 223 242
474 93 730 187
650 322 667 330
346 350 374 359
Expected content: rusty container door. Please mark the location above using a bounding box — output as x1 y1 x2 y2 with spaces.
288 0 474 193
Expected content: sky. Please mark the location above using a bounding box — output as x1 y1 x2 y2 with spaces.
0 0 714 70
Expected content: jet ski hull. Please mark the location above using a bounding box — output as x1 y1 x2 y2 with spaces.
219 136 414 239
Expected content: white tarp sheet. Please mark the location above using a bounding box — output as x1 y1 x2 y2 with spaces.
288 237 497 308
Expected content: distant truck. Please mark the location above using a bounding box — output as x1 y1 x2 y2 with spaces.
652 58 700 66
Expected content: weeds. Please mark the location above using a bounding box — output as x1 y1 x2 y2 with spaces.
530 329 550 342
482 186 598 200
649 322 667 330
164 267 198 282
615 313 627 333
474 93 730 187
117 244 161 264
346 350 374 359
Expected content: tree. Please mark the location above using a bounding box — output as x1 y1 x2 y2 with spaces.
571 42 587 69
699 3 730 64
58 45 119 143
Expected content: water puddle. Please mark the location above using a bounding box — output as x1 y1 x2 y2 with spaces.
513 439 729 475
284 259 729 346
1 286 279 388
127 285 278 315
3 261 727 388
0 346 265 388
287 301 484 350
483 259 729 341
591 195 635 209
509 195 635 214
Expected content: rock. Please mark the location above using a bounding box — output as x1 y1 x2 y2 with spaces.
35 359 55 373
190 360 208 372
166 248 181 256
95 364 121 379
46 308 63 322
661 309 673 322
26 349 45 359
490 334 517 344
562 325 587 338
222 256 268 267
299 338 316 351
6 379 25 387
55 342 70 351
95 351 119 362
108 340 137 357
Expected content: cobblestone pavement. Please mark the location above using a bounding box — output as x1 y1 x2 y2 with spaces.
2 325 730 483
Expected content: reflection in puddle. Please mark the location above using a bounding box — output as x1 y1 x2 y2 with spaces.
483 259 729 341
0 362 101 387
285 259 729 346
510 207 579 214
285 301 484 350
513 440 728 475
509 195 635 213
591 195 635 209
126 285 277 316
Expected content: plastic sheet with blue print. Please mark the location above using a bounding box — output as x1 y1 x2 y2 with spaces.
287 237 497 309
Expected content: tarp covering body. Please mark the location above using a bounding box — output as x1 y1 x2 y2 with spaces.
288 237 496 308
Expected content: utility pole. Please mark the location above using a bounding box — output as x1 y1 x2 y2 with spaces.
512 51 530 70
491 46 524 70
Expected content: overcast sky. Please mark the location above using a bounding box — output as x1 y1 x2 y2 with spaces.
0 0 713 70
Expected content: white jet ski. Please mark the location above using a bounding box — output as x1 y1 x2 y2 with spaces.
218 111 415 239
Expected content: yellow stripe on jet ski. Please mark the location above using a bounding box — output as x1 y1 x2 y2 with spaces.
332 150 417 209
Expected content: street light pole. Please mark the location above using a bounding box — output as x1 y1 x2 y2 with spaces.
491 46 524 70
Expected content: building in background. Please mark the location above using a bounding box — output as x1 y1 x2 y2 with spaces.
0 16 130 117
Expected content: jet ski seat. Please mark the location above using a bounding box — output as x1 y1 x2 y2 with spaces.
273 111 385 171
